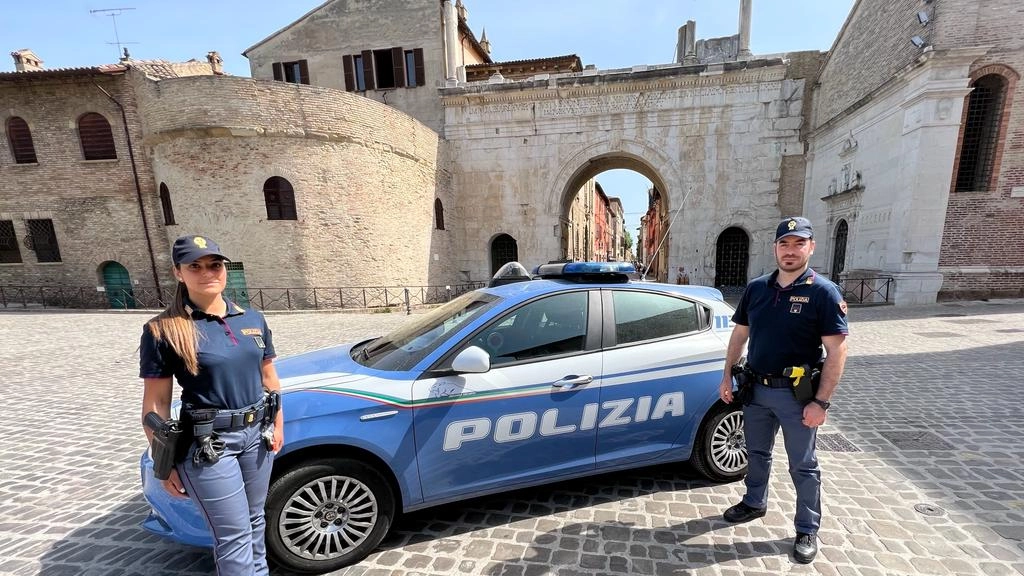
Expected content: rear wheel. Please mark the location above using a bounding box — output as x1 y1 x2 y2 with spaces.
691 406 747 482
265 458 395 574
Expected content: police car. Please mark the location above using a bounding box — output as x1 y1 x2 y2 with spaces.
140 262 747 573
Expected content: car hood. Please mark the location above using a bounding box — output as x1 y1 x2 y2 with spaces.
274 343 374 391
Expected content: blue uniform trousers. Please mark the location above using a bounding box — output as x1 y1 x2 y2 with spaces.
178 424 274 576
741 384 821 534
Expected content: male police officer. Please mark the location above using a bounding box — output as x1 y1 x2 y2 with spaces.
718 217 849 564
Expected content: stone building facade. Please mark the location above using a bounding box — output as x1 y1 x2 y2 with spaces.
804 0 1023 303
3 0 1021 306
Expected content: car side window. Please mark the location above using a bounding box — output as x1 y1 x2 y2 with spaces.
612 290 701 345
469 292 588 366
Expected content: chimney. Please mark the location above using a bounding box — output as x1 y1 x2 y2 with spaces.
207 51 224 74
738 0 752 58
11 49 43 72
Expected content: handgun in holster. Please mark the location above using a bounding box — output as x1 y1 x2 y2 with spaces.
143 412 184 481
261 391 281 451
730 361 755 406
186 407 226 465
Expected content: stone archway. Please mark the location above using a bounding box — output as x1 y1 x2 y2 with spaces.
552 141 677 277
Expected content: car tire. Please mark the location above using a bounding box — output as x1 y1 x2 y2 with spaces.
265 458 395 574
690 406 747 482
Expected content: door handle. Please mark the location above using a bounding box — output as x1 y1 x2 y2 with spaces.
553 375 593 388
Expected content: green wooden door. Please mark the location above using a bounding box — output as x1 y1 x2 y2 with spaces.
102 261 136 309
225 262 249 306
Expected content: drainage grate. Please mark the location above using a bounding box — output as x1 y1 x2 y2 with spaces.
914 503 946 517
944 318 998 324
817 433 861 453
932 313 967 317
880 431 954 451
915 332 963 339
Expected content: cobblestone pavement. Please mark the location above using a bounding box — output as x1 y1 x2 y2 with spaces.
2 300 1023 576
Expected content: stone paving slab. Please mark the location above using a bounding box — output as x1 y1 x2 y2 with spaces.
1 300 1023 575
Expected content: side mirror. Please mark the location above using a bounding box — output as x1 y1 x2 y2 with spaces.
451 346 491 374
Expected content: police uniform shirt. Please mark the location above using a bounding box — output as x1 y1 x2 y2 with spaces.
732 267 848 376
139 297 276 410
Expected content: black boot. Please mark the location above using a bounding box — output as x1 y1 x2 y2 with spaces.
793 532 817 564
723 501 767 523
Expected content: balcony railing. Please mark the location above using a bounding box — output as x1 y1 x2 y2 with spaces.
0 283 485 312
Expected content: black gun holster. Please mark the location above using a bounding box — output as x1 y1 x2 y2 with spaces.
185 408 226 466
143 412 184 481
261 391 281 450
731 362 755 406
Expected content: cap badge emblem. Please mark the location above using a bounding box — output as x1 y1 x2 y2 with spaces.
788 220 797 230
193 237 207 248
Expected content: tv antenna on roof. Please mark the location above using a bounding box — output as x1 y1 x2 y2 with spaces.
90 7 139 60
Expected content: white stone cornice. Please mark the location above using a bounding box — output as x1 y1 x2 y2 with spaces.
441 66 787 107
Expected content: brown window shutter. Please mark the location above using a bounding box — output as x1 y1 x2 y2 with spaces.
272 62 283 81
78 113 117 160
392 47 406 88
298 60 310 85
6 117 37 164
361 49 375 90
414 48 425 87
343 55 355 91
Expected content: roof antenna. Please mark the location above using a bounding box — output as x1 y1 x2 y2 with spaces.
89 7 139 61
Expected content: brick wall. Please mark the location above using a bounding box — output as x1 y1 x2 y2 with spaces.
0 72 169 292
134 74 452 291
937 0 1024 299
814 0 923 129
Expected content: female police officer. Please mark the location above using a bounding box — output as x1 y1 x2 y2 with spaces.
140 235 284 576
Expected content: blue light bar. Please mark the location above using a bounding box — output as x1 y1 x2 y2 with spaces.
534 261 637 277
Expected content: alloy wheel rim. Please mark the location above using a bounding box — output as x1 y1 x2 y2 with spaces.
280 475 379 560
710 411 747 473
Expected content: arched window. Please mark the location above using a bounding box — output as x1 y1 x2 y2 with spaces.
78 113 117 160
263 176 297 220
6 117 37 164
159 183 175 225
490 234 518 275
434 198 445 230
714 227 749 287
955 74 1008 192
831 220 848 280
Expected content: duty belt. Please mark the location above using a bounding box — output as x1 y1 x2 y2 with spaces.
754 374 793 388
204 403 267 430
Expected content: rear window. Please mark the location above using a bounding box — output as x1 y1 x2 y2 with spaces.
611 290 702 345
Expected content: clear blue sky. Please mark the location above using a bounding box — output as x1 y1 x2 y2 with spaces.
2 0 854 251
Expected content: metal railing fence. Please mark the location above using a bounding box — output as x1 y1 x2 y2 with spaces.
0 282 485 312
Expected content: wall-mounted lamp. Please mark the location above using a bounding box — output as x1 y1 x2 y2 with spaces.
910 35 927 48
917 11 930 25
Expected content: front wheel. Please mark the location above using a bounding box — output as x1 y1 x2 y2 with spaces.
265 458 395 574
691 406 747 482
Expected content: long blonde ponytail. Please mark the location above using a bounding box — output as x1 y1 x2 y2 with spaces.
146 281 201 376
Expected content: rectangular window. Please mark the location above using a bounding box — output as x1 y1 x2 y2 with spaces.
273 60 309 84
405 50 417 87
26 218 61 263
373 49 397 89
0 220 22 263
353 55 367 91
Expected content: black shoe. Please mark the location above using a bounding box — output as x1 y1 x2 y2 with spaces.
793 532 817 564
723 501 767 523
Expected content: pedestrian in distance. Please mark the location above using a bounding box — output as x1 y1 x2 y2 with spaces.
718 217 849 564
140 235 284 576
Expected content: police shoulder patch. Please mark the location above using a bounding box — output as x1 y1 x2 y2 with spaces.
839 300 848 315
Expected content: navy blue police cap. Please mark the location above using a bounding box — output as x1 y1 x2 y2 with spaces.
172 235 229 265
775 217 814 241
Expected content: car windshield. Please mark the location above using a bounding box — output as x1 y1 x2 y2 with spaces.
351 290 499 371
